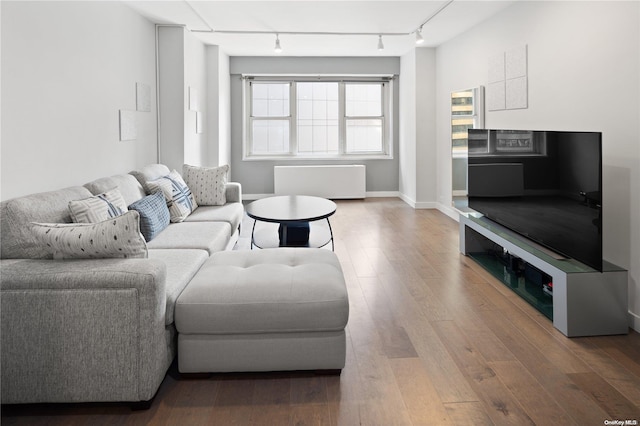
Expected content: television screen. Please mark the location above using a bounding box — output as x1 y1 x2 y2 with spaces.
467 129 603 271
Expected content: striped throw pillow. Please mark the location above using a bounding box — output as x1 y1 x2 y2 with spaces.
68 188 127 223
146 170 198 223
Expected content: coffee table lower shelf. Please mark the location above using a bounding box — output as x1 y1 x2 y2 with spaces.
250 220 334 250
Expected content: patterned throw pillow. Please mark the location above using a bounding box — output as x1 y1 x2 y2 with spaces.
146 170 198 223
31 210 147 259
128 191 170 241
182 164 229 206
68 188 127 223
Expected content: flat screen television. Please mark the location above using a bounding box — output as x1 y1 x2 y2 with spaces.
467 129 603 271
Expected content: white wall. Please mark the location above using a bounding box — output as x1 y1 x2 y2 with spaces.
157 26 185 172
434 0 640 330
184 30 207 166
1 1 157 200
157 26 209 171
399 50 417 203
399 47 438 209
218 53 231 168
415 48 437 208
206 46 231 169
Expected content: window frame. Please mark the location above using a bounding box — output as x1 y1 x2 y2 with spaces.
243 75 394 161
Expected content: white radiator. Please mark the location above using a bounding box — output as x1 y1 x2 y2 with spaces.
274 165 366 199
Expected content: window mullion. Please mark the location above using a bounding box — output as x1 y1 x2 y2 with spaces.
289 82 296 155
382 82 387 155
245 80 253 157
338 82 346 155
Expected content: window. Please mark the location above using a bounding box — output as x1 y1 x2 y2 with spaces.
244 76 393 160
297 82 339 155
451 90 476 158
250 83 290 155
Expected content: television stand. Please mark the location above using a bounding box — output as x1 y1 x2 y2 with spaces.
459 213 628 337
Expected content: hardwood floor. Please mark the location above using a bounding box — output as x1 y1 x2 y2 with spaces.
2 198 639 425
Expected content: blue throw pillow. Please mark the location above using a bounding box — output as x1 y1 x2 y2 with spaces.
128 191 170 241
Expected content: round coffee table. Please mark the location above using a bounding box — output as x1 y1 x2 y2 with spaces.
245 195 337 250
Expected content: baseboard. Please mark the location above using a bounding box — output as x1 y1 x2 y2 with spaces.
245 192 399 201
398 193 416 208
630 311 640 333
398 193 440 210
366 191 400 198
436 202 461 221
414 201 438 209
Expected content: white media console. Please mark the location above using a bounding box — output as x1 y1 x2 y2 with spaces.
459 213 628 337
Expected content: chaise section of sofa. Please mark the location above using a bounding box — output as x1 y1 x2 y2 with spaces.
0 257 172 403
0 164 244 404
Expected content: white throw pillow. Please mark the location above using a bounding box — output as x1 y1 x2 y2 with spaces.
182 164 229 206
31 210 148 259
146 170 198 223
68 188 127 223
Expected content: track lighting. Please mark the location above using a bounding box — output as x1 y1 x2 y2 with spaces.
274 34 282 53
186 0 456 53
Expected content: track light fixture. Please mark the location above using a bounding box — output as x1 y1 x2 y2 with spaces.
415 27 424 44
187 0 456 52
274 34 282 53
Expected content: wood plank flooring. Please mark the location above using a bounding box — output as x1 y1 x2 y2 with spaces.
2 198 640 425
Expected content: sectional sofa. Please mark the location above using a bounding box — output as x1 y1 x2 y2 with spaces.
0 164 349 408
0 164 244 404
0 163 350 407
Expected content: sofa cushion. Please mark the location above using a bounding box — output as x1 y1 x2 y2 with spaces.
128 191 170 241
146 222 231 255
0 186 93 259
146 170 198 223
147 249 209 325
175 248 349 335
84 174 146 206
130 164 171 193
182 164 229 206
68 188 127 223
184 202 244 233
31 211 148 260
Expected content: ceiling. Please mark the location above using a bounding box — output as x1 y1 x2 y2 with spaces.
124 0 515 56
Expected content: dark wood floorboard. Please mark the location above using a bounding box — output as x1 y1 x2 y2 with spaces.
2 198 639 425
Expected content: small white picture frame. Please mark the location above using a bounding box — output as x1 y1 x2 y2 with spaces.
119 110 137 141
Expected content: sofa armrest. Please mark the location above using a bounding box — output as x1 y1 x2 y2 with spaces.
0 258 171 403
225 182 242 203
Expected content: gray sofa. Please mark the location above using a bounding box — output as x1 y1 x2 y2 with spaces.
0 164 244 404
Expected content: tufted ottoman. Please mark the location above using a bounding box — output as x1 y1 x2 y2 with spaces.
175 248 349 373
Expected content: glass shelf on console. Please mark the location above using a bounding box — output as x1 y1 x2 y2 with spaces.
465 213 615 274
467 239 553 320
